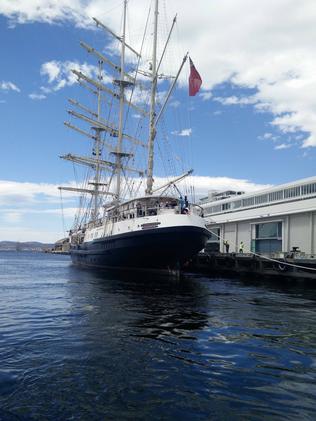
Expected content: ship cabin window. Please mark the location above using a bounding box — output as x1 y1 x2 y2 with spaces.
222 203 230 211
128 197 180 218
253 221 282 254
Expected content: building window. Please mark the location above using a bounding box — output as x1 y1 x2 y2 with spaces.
284 186 300 199
242 197 254 207
232 200 242 209
211 205 221 214
255 194 268 205
256 221 282 238
301 183 316 195
254 221 282 253
269 190 284 202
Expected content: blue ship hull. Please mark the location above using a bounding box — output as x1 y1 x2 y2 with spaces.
70 226 209 270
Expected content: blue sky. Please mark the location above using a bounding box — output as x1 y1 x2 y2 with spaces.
1 0 316 242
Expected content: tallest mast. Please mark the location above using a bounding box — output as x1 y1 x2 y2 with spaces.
145 0 159 195
114 0 128 201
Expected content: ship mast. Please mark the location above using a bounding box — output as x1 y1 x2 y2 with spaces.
91 59 104 220
145 0 159 195
114 0 128 202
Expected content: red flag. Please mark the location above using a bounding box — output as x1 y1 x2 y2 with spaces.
189 57 202 96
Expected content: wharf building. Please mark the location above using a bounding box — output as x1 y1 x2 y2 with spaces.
200 176 316 257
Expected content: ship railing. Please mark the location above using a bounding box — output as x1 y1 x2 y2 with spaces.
111 203 179 221
108 200 204 222
190 203 205 217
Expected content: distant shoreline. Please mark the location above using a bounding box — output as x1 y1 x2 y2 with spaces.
0 241 54 253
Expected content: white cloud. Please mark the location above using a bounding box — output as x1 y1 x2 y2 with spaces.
258 132 280 142
42 207 77 218
172 128 192 137
0 206 77 218
154 0 316 149
0 179 79 208
200 91 212 101
3 211 23 224
2 0 316 149
0 176 269 208
151 175 271 198
169 100 181 108
41 61 61 83
0 0 88 27
29 93 46 100
0 180 80 242
193 176 271 195
123 175 271 198
0 226 62 243
214 95 257 106
0 176 271 242
39 60 111 93
0 81 20 92
261 133 273 140
274 143 292 150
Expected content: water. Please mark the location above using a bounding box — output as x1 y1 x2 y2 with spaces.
0 252 316 420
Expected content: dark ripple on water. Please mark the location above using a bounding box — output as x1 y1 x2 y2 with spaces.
1 252 316 420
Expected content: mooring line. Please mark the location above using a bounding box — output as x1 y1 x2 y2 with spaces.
205 227 316 272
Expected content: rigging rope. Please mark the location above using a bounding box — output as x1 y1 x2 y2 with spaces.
59 189 66 237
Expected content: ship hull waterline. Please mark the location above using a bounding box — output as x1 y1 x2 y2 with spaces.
70 225 209 272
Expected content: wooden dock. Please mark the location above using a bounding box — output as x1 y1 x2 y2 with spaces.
185 252 316 281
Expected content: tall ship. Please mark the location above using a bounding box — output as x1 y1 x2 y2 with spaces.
59 0 209 272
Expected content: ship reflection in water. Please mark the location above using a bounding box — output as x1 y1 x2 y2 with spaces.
1 252 316 420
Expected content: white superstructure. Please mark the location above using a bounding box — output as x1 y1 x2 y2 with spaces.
201 176 316 255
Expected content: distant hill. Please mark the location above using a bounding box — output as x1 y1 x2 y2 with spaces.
0 241 54 251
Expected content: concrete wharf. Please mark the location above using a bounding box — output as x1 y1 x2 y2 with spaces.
186 252 316 281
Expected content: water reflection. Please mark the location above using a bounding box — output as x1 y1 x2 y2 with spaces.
1 253 316 420
67 266 210 342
